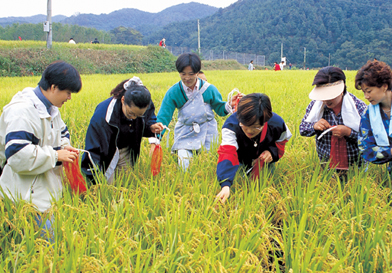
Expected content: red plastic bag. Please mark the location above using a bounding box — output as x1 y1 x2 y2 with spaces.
233 97 240 113
329 136 349 170
250 157 265 181
151 144 163 176
63 155 87 193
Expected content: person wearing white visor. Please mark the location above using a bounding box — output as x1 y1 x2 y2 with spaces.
299 66 367 179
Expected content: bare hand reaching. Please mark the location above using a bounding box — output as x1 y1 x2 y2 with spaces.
216 186 230 204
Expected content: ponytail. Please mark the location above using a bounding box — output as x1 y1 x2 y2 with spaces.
111 77 151 108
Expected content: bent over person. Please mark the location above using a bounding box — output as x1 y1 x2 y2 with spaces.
216 93 292 203
0 61 82 239
81 77 163 184
299 66 367 177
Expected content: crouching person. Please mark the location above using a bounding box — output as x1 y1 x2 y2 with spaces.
81 77 164 184
216 93 292 204
0 61 82 242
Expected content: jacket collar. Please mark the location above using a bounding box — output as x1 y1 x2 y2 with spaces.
22 87 59 119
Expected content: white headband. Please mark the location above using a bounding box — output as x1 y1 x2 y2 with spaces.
123 76 144 91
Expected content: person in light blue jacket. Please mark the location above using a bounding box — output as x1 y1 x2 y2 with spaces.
248 60 254 71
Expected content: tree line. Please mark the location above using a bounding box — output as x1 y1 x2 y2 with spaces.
0 23 143 45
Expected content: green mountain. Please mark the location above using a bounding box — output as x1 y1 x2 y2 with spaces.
144 0 392 69
59 3 218 36
0 15 66 27
0 3 217 37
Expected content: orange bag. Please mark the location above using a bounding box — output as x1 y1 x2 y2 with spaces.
63 155 87 193
151 144 163 176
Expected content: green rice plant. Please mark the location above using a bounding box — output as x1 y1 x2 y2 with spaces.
1 70 392 271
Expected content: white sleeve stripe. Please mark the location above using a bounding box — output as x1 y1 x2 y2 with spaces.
5 139 32 149
276 124 292 142
221 128 238 149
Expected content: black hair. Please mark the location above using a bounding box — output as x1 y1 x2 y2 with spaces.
110 80 151 108
175 53 201 73
237 93 273 127
38 61 82 93
313 66 347 94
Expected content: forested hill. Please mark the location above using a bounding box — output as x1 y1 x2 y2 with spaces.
0 3 218 36
62 3 217 35
145 0 392 69
0 15 66 26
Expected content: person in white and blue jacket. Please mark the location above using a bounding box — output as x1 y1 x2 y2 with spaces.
156 53 242 171
356 60 392 170
81 77 164 184
0 61 82 240
216 93 292 203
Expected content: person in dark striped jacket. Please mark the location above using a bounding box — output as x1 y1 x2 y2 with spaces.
216 93 292 203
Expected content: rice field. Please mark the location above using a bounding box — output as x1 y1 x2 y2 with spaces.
1 70 392 272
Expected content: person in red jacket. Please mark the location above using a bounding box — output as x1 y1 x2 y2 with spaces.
159 38 166 48
274 62 281 71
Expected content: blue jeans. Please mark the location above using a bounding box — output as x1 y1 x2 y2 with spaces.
35 214 54 243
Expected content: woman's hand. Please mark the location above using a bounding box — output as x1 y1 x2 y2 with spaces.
57 148 78 163
64 146 79 153
216 186 230 204
314 118 332 131
331 125 351 138
230 92 244 108
149 144 156 156
150 122 164 134
259 150 272 163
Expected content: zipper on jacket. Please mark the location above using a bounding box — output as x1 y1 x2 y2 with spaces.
30 176 38 194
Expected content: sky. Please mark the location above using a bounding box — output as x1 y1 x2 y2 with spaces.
1 0 238 18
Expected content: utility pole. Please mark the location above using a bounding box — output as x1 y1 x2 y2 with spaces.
281 42 283 60
46 0 52 49
328 53 331 66
197 19 201 54
303 47 306 69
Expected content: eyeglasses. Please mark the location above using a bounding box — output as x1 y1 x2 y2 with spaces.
122 103 145 120
239 122 263 132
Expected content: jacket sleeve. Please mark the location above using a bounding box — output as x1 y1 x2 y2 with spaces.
157 92 177 126
205 85 229 117
4 110 57 175
216 127 239 188
81 115 107 179
143 101 157 138
299 100 317 137
266 122 292 162
60 119 71 148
